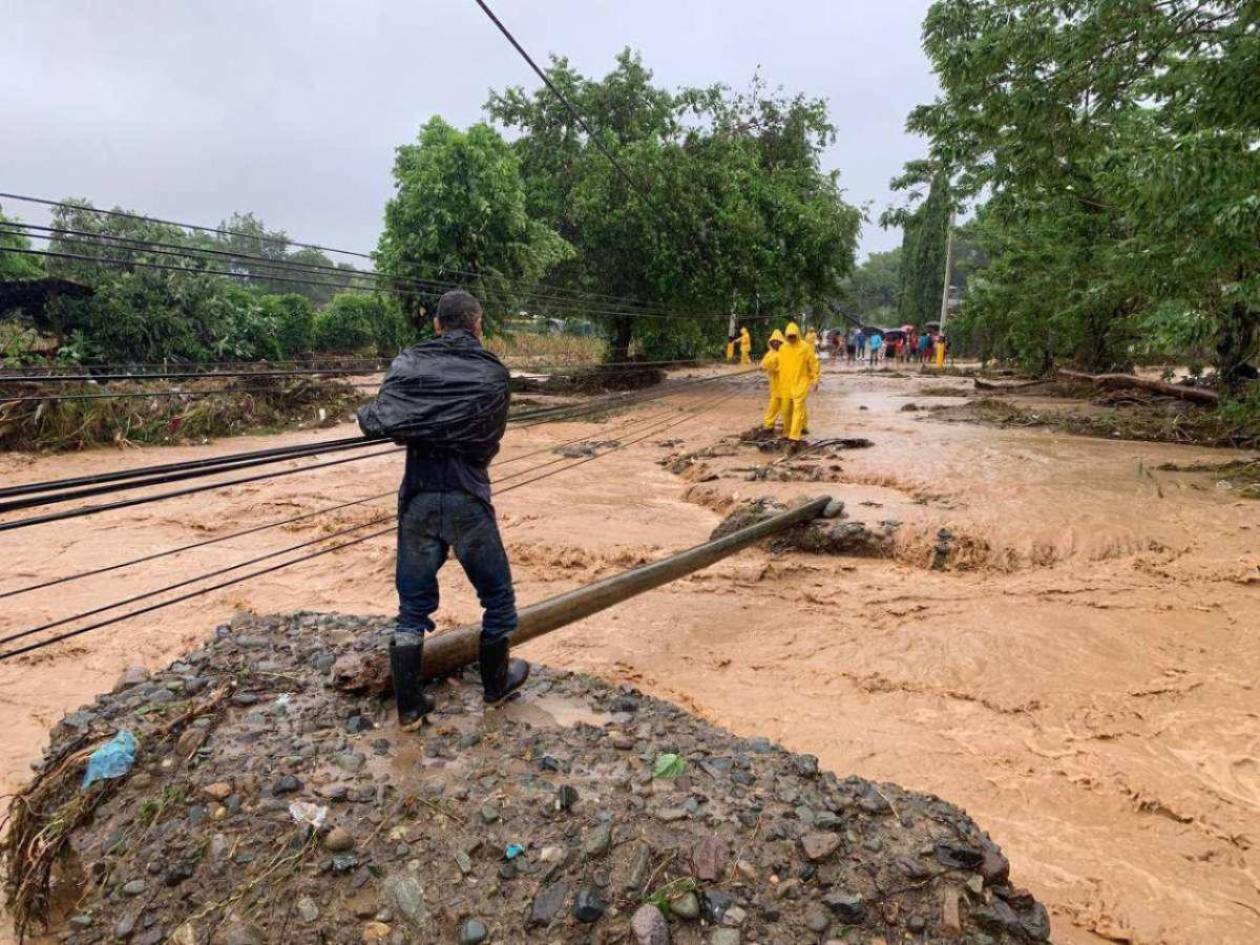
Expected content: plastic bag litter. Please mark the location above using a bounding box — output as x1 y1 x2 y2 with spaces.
357 331 510 466
81 730 137 789
288 801 328 830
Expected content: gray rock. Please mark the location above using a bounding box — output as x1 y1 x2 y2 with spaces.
271 774 301 795
115 666 149 691
296 898 320 922
583 824 611 858
804 903 831 933
479 803 500 824
631 903 670 945
217 921 264 945
671 891 700 920
113 913 137 940
822 890 866 923
710 930 741 945
529 881 570 927
572 887 606 923
386 873 426 926
457 918 489 945
454 850 473 875
121 879 146 896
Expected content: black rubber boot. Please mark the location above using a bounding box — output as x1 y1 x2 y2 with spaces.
390 634 436 725
479 636 530 705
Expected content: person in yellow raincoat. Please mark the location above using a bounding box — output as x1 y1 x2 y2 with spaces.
725 336 736 362
777 321 816 443
760 329 785 429
738 326 752 364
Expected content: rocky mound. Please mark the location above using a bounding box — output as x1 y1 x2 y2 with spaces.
4 613 1052 945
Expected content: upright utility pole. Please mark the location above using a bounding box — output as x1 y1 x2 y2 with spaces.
938 210 956 334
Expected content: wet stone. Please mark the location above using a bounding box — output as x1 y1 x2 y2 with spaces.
530 882 570 927
572 888 606 923
822 890 866 923
121 879 146 896
323 826 354 853
297 898 320 922
631 903 670 945
457 918 488 945
583 824 611 858
271 774 301 795
800 832 842 862
671 891 700 920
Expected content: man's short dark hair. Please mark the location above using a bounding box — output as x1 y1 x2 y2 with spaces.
435 291 483 331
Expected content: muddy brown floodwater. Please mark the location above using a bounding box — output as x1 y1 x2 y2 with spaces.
2 366 1258 945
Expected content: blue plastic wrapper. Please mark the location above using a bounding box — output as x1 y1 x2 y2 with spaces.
81 730 137 789
505 843 525 860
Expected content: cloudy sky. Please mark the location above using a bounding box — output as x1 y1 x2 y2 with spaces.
5 0 937 263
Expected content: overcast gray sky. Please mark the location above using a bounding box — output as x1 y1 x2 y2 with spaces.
4 0 936 263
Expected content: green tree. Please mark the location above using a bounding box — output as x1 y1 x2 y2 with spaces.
840 248 901 323
375 117 572 329
487 54 861 359
259 293 316 357
905 0 1258 384
892 172 950 328
0 207 45 280
314 292 411 356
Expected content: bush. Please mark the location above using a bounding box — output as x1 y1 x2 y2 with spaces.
315 293 395 355
260 293 317 357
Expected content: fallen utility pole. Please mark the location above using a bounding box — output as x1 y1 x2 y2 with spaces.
421 495 833 678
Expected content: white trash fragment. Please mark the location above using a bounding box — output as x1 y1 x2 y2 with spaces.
288 801 327 830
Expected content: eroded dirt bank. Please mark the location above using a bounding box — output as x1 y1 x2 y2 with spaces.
2 366 1258 944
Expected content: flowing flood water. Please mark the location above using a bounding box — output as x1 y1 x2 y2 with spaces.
2 366 1257 944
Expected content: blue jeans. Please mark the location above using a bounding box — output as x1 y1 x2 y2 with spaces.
395 491 517 643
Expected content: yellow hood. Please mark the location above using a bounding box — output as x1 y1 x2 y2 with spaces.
769 329 785 345
784 321 801 339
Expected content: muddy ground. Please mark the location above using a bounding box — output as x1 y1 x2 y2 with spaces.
2 363 1258 945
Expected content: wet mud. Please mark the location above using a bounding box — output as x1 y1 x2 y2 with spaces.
2 365 1259 944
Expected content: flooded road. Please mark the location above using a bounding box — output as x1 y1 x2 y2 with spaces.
2 365 1257 944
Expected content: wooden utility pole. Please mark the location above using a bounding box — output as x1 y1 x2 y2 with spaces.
422 496 833 677
938 210 956 335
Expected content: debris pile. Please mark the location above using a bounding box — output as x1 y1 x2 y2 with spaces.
4 613 1050 945
711 498 896 558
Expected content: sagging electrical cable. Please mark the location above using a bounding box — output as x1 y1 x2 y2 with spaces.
0 383 727 601
2 221 695 319
0 376 754 661
0 193 709 311
0 369 758 531
0 368 754 505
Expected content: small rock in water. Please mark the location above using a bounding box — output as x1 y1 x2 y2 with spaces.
572 887 606 923
457 918 489 945
631 903 670 945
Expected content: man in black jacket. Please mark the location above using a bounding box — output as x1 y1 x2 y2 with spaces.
359 290 528 724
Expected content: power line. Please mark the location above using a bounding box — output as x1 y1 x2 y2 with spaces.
471 0 661 213
0 382 723 601
0 369 756 529
0 375 754 661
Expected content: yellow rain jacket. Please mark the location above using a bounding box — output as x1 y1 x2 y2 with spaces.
777 322 814 440
761 329 785 429
738 327 752 364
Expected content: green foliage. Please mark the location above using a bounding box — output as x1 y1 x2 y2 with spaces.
259 293 317 357
652 753 685 779
376 117 574 329
903 0 1259 387
314 292 412 356
840 248 900 323
487 55 861 359
0 207 44 280
896 173 950 327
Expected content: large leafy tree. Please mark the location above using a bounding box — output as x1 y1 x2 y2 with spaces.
487 54 861 359
905 0 1259 385
375 117 573 331
0 206 45 280
840 248 901 323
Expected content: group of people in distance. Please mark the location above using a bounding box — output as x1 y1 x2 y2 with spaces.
832 327 948 366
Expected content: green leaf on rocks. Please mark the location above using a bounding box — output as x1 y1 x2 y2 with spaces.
652 753 685 780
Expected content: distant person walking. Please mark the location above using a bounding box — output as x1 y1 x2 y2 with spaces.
725 336 736 363
868 332 883 365
854 329 866 362
760 329 785 430
739 326 753 365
